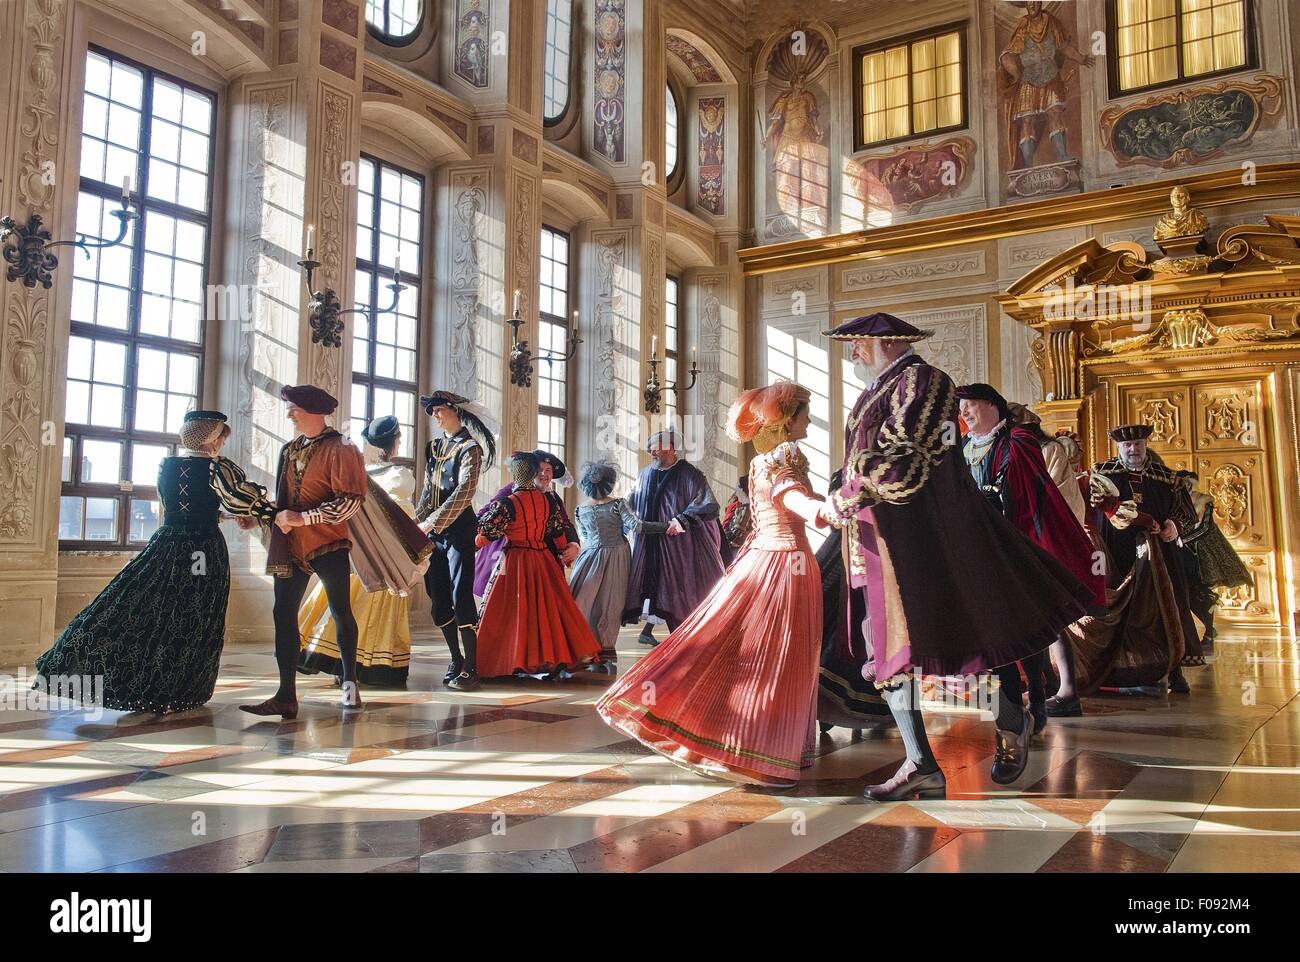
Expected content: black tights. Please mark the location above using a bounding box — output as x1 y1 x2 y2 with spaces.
272 549 356 701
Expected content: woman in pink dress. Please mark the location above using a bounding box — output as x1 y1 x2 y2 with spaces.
596 382 825 787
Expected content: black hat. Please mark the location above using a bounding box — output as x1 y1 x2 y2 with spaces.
280 384 338 415
420 390 470 414
1109 424 1154 443
579 461 618 499
956 383 1012 422
361 414 400 449
823 312 934 342
533 449 567 480
183 410 227 425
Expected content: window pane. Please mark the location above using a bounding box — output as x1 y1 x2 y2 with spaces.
62 437 73 483
129 499 161 542
84 497 119 541
59 496 85 540
544 0 573 121
81 438 123 484
131 443 170 484
665 86 679 178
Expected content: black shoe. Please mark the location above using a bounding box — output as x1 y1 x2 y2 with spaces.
442 661 463 687
1045 694 1083 717
1168 672 1190 694
447 670 480 692
864 759 947 801
991 713 1033 785
637 632 657 647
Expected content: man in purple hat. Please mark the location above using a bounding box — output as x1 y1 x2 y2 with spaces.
240 384 367 717
816 313 1092 800
1062 424 1200 699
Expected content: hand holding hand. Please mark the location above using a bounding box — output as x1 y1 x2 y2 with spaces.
235 515 260 531
561 543 580 565
1159 519 1179 543
274 509 303 534
666 518 685 536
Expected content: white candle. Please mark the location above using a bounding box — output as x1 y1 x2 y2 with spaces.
572 309 579 331
651 334 658 356
692 344 698 365
513 289 522 315
394 252 401 277
121 175 131 204
306 224 315 255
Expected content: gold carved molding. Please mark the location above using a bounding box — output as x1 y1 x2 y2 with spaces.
738 162 1300 276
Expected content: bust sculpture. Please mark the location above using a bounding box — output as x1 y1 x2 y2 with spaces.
1154 185 1208 242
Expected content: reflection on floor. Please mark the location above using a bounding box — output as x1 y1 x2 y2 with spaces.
1 626 1297 873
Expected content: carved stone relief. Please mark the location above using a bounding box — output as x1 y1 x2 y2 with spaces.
449 171 487 398
896 305 988 387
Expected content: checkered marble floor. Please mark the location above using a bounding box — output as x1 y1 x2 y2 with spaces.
1 626 1297 873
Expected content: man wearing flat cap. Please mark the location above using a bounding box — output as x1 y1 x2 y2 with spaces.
241 384 368 717
816 313 1091 800
1064 423 1201 697
416 390 497 691
472 448 580 597
622 427 725 644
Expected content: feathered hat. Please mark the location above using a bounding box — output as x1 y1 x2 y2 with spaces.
420 390 499 467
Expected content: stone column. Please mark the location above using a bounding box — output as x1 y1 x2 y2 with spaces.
220 0 365 642
0 0 77 666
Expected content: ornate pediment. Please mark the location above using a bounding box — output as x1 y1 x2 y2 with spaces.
998 188 1300 403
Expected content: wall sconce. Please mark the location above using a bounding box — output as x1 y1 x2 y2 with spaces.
507 289 582 388
643 336 699 413
1 178 138 289
297 224 405 348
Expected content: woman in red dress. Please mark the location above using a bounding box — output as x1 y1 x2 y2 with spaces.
475 452 603 679
596 382 826 787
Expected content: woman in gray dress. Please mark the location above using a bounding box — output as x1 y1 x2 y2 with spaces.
569 462 668 657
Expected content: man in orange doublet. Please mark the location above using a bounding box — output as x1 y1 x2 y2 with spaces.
240 384 367 718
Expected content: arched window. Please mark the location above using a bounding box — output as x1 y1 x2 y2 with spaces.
365 0 424 44
665 84 680 180
543 0 574 124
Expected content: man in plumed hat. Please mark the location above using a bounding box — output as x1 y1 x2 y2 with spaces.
622 426 725 645
241 384 368 717
816 313 1091 800
417 390 497 691
1064 423 1201 698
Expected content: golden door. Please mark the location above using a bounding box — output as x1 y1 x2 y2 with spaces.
1108 369 1282 626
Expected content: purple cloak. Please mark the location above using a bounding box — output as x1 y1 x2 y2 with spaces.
622 459 725 627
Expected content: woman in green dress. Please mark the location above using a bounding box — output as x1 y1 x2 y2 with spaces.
34 411 277 714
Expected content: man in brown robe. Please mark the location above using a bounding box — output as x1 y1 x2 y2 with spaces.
817 313 1090 801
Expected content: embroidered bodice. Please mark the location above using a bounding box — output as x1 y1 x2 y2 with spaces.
747 441 813 551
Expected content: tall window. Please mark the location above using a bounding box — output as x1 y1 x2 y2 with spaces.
1110 0 1252 93
60 49 214 548
351 156 423 466
664 276 680 420
543 0 574 123
537 226 572 467
665 85 680 180
854 26 964 149
365 0 423 42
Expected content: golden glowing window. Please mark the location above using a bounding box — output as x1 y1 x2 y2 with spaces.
855 27 964 149
1112 0 1252 94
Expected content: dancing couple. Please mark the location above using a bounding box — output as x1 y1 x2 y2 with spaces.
599 313 1092 797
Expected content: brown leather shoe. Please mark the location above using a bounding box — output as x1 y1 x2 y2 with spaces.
239 698 299 719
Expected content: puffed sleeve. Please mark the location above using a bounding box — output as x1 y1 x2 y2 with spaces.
768 441 813 505
475 495 513 543
210 457 278 522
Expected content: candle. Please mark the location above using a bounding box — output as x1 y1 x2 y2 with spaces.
572 310 579 331
513 289 522 315
692 345 698 366
394 252 401 277
651 334 658 356
306 224 315 255
121 176 131 204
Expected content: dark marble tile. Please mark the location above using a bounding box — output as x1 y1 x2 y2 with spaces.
264 819 421 861
96 827 282 873
778 823 962 873
567 816 746 873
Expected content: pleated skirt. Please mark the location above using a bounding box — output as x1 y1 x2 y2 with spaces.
596 543 822 787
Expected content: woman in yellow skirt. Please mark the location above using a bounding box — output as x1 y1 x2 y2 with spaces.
298 416 420 687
